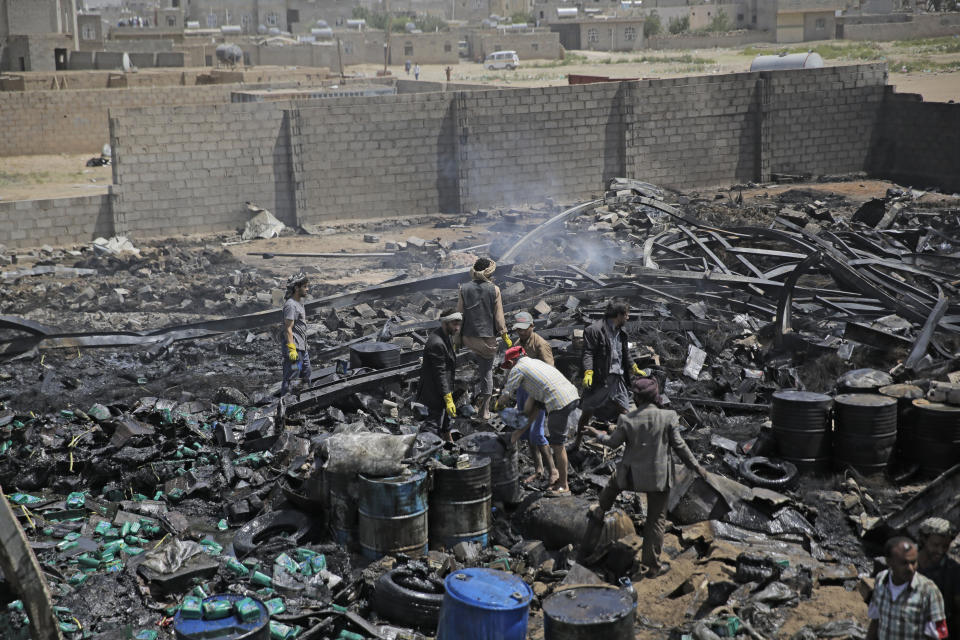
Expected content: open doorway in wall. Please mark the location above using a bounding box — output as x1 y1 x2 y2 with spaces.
55 48 68 70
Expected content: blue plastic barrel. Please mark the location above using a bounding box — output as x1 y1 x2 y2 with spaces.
358 469 429 560
173 594 269 640
436 568 533 640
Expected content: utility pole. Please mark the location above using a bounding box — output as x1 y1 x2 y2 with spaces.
384 0 391 74
336 37 344 78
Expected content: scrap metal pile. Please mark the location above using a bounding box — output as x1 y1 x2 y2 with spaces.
0 178 958 639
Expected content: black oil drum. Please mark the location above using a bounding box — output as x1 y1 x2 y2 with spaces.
904 400 960 476
349 342 401 370
429 455 492 549
326 469 359 548
833 393 898 474
879 384 924 464
543 586 635 640
770 389 833 473
459 432 521 504
836 368 893 395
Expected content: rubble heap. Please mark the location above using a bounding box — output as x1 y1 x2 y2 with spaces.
0 177 958 639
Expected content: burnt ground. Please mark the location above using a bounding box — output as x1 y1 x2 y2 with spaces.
0 177 959 639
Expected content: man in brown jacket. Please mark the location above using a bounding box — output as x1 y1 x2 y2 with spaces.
586 378 707 577
457 258 510 419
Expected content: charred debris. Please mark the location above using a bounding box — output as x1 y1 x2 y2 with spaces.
0 177 959 639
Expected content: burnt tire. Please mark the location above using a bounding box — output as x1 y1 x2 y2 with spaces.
233 509 313 557
738 456 798 490
373 568 445 629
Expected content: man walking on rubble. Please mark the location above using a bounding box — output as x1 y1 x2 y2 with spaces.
868 536 948 640
416 308 462 442
495 346 579 495
280 272 312 396
512 311 556 486
918 518 960 637
585 378 707 578
574 301 647 448
457 257 511 420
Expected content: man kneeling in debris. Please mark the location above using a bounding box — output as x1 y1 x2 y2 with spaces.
586 378 707 578
512 311 556 485
868 536 948 640
280 272 311 396
918 518 960 637
496 346 580 495
416 308 462 442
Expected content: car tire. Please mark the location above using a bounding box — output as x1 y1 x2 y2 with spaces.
738 456 798 491
233 508 313 557
487 64 495 70
373 567 445 629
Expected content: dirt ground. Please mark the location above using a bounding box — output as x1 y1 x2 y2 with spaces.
353 39 960 103
0 154 111 202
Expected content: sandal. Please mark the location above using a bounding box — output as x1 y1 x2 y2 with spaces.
545 488 570 497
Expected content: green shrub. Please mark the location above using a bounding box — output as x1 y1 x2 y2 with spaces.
668 15 689 34
644 12 662 37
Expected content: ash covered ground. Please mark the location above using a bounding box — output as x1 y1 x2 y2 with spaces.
1 177 959 639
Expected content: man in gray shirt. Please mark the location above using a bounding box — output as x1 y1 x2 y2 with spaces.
280 272 311 396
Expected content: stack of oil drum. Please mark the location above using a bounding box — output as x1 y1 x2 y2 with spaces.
771 369 960 476
325 437 520 560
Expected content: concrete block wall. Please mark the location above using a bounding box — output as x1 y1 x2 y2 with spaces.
628 73 760 189
99 63 943 245
0 84 238 156
843 13 960 41
871 91 960 193
110 100 297 237
0 194 113 249
292 92 459 222
764 64 886 178
458 82 626 210
646 29 771 50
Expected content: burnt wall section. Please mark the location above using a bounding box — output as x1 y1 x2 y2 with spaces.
627 73 760 190
291 92 460 224
0 194 113 248
109 101 296 237
870 91 960 194
764 65 887 179
456 82 627 211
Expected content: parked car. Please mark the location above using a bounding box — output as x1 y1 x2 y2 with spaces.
484 50 519 70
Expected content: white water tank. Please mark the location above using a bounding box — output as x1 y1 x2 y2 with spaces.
220 25 242 35
750 52 825 71
556 7 578 18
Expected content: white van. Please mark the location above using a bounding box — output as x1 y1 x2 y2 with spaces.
484 50 519 70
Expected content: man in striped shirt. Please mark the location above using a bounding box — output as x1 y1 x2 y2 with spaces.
495 346 580 495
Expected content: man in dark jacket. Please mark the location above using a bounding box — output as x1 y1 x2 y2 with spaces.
574 301 645 447
416 308 462 440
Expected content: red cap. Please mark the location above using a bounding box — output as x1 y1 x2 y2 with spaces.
500 345 526 369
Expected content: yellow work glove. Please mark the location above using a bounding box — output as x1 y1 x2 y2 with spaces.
583 370 594 388
444 393 457 418
286 343 299 362
502 333 513 348
494 395 507 411
632 363 648 377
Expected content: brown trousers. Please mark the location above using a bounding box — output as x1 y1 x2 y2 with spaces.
598 478 670 571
